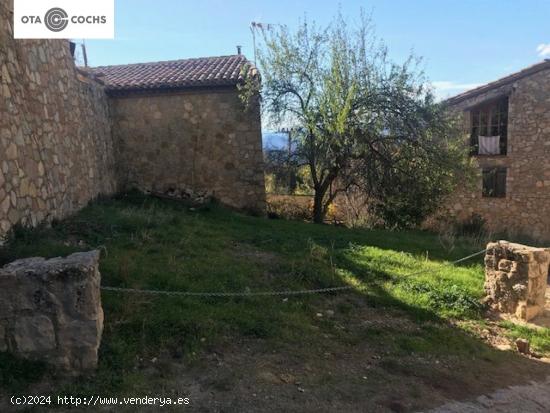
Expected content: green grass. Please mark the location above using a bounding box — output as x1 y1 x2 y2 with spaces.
0 191 547 396
0 353 48 392
499 321 550 354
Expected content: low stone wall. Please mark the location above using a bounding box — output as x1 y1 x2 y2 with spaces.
0 251 103 372
484 241 550 321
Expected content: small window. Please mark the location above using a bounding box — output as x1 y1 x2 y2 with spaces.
482 168 507 197
470 97 508 155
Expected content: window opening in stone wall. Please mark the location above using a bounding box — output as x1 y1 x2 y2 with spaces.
482 167 507 197
470 96 508 156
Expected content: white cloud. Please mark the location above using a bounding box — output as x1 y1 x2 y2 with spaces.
431 81 482 91
431 81 482 101
536 43 550 57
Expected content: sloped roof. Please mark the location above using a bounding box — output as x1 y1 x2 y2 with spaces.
445 59 550 105
90 54 255 93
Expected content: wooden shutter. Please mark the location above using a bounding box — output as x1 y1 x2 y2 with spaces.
498 98 508 155
495 168 507 197
482 169 495 197
470 110 479 155
482 168 506 197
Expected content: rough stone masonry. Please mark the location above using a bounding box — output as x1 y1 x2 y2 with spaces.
0 2 118 235
0 251 103 371
442 62 550 242
0 0 265 239
484 241 550 321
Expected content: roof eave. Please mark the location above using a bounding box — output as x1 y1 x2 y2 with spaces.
105 83 240 97
444 60 550 106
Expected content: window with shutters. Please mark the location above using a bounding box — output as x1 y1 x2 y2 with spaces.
482 168 507 197
470 97 508 155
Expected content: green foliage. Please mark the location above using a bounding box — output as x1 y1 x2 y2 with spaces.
249 11 474 225
0 353 48 392
499 321 550 354
343 243 485 319
3 193 541 397
267 195 312 221
456 214 488 237
399 282 485 318
264 149 313 196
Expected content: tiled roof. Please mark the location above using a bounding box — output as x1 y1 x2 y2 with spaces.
445 59 550 105
90 55 255 92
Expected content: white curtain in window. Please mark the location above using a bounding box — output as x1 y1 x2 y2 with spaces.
478 135 500 155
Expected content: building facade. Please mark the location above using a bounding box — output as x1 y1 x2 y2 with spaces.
444 61 550 241
94 56 266 213
0 0 265 237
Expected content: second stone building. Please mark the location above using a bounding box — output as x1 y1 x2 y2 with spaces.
92 54 266 213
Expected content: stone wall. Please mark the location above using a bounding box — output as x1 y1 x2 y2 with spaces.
0 251 103 371
110 89 266 213
443 68 550 241
1 0 265 236
484 241 550 321
0 2 118 236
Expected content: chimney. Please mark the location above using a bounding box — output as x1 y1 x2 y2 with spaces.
69 41 76 58
236 45 242 55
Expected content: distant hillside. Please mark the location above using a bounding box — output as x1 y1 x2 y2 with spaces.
263 132 288 149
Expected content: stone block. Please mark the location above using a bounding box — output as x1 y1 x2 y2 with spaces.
498 259 513 272
14 315 56 352
0 251 103 372
0 323 7 352
484 241 550 321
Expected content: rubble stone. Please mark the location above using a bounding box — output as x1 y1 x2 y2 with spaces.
484 241 550 321
0 251 103 372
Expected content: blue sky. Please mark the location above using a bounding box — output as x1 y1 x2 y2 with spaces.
83 0 550 101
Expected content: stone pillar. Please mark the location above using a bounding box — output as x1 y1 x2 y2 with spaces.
484 241 550 321
0 251 103 372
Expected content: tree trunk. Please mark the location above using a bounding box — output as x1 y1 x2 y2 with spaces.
312 188 326 224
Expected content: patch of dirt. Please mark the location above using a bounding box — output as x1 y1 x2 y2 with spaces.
454 318 517 349
135 296 550 412
231 242 279 266
4 295 550 412
230 242 285 281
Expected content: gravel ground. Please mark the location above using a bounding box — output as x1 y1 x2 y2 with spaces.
424 376 550 412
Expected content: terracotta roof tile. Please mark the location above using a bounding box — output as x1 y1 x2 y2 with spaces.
90 55 255 92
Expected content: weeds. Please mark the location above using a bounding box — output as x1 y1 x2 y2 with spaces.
0 191 547 397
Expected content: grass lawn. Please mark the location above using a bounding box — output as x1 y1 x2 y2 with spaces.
1 192 549 412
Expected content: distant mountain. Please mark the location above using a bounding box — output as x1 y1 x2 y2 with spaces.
262 132 288 150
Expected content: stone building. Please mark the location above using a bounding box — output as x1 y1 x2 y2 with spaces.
0 1 265 238
443 60 550 241
92 56 265 212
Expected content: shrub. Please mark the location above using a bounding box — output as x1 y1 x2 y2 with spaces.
266 195 312 221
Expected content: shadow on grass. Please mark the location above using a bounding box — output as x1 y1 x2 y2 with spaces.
0 192 548 410
0 353 48 393
330 251 550 405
